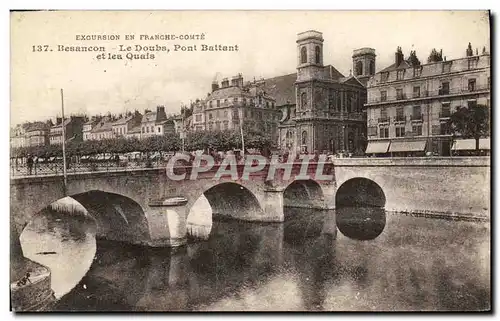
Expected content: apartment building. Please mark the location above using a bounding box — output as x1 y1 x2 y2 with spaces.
364 44 490 156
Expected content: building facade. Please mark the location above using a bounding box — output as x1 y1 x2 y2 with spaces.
278 30 370 156
25 122 49 146
364 44 491 156
112 111 143 138
49 116 85 145
141 106 175 139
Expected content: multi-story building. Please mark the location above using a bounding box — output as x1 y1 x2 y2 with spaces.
83 116 100 141
364 44 490 157
10 123 29 148
112 111 142 138
89 116 115 140
49 116 85 145
25 121 50 146
278 30 369 155
195 74 280 140
141 106 175 138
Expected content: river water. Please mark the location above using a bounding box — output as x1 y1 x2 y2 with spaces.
19 202 490 312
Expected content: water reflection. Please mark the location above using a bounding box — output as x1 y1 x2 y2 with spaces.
20 204 490 311
336 207 386 240
19 207 97 299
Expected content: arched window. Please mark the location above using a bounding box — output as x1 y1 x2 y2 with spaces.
369 60 375 75
301 130 308 146
315 46 321 64
300 92 307 109
300 46 307 64
355 61 363 76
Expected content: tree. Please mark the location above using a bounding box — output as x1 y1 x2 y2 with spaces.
448 104 490 153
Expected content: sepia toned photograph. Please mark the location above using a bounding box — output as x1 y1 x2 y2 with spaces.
9 10 490 312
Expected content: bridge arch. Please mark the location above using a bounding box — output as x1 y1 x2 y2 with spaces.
186 182 264 240
335 178 387 241
335 178 386 208
283 179 324 210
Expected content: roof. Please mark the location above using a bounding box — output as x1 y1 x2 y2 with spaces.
25 122 48 132
128 125 141 134
261 73 297 106
322 65 345 80
379 60 411 73
209 86 246 100
339 75 365 87
113 114 135 125
142 112 157 123
157 119 174 125
51 118 71 129
91 120 114 133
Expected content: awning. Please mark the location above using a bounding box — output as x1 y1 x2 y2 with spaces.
389 140 426 152
365 141 390 154
452 138 490 151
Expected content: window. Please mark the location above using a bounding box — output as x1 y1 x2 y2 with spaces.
315 46 321 64
216 100 220 107
369 60 375 75
158 127 161 133
413 86 420 98
209 113 213 120
244 110 248 117
367 126 377 136
440 103 451 118
195 114 202 122
355 61 363 76
381 72 389 82
224 122 229 130
396 107 405 122
396 88 404 100
224 99 228 104
223 110 228 118
413 67 422 77
380 107 388 119
208 124 213 131
257 111 262 119
412 124 422 136
467 100 477 109
243 98 247 106
300 46 307 64
258 96 262 105
397 70 404 80
209 101 213 108
272 102 275 109
380 90 387 102
440 123 451 135
379 126 389 138
234 97 238 102
266 101 269 108
395 126 405 137
412 106 421 120
142 127 145 133
301 92 307 109
468 78 476 92
216 110 220 118
151 126 154 133
301 130 308 145
328 91 336 109
440 82 450 95
146 126 149 133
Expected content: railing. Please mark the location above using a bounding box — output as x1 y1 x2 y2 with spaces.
378 117 390 123
367 85 490 104
394 115 406 122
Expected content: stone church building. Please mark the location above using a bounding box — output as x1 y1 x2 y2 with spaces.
277 30 374 156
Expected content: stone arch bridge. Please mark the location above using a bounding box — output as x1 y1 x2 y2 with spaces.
10 157 489 248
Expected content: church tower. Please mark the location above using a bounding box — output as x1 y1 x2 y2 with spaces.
296 30 325 82
352 48 376 86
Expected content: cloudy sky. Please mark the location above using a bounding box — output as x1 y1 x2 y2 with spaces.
10 10 489 125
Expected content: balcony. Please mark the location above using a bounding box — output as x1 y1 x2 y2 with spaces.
378 117 390 123
394 115 406 123
367 85 490 105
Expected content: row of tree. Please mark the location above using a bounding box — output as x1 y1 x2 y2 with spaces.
11 127 275 158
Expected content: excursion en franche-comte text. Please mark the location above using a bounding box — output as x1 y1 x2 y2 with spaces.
30 33 239 60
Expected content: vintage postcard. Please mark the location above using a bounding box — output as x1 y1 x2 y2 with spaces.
10 10 490 312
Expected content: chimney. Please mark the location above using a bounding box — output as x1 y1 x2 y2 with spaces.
156 105 167 122
221 78 229 88
466 42 473 57
211 81 219 92
56 117 62 125
395 46 404 66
